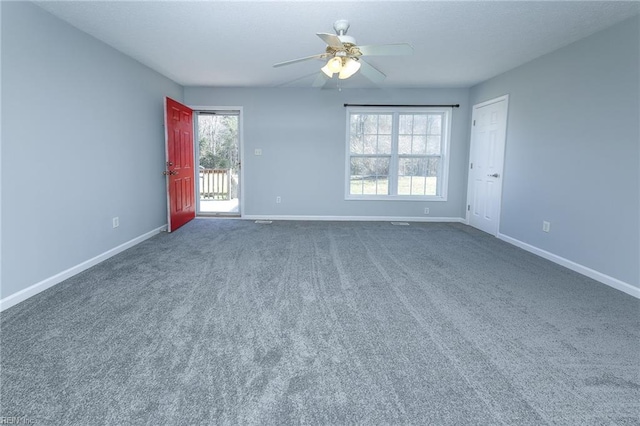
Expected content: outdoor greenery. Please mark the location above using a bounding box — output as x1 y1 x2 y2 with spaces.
350 177 437 196
198 114 239 200
198 114 238 170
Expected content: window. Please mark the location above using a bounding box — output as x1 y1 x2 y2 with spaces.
346 107 451 200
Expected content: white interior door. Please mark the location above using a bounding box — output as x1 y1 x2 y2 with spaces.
467 95 509 235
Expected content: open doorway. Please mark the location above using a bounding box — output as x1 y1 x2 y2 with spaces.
195 111 241 216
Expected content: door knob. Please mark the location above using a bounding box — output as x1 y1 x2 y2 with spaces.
163 170 179 176
488 173 500 178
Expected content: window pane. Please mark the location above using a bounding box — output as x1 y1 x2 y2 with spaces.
378 135 392 154
397 176 412 195
428 115 442 134
398 176 427 195
378 115 392 134
350 135 363 154
426 135 441 155
350 158 365 195
400 114 431 155
351 157 365 176
412 177 427 194
398 157 439 195
350 179 364 195
399 157 427 176
363 115 378 134
363 135 377 154
426 157 440 177
376 177 389 194
374 157 390 176
426 176 437 195
413 114 428 134
350 157 390 195
350 114 361 135
399 114 413 134
351 113 394 155
363 173 390 195
398 135 412 155
412 135 426 154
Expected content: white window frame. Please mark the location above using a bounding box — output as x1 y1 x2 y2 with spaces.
344 106 452 201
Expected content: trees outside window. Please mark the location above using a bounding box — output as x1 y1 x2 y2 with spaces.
197 114 238 170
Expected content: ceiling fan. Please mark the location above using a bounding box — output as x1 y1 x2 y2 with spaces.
273 19 413 85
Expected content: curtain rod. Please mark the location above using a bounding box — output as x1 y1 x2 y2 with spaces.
344 104 460 108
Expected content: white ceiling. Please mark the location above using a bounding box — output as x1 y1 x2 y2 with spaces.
36 1 640 89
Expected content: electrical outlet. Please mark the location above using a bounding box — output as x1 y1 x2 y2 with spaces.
424 208 430 215
112 217 119 228
542 221 550 232
254 148 262 156
276 196 281 204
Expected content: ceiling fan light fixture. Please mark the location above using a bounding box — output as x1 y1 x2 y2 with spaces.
327 57 343 73
339 58 361 79
321 63 334 77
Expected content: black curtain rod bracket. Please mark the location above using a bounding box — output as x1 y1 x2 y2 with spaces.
344 104 460 108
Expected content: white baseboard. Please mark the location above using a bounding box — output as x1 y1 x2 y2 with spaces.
0 225 168 312
242 215 466 223
498 233 639 299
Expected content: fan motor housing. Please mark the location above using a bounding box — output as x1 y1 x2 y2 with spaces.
326 44 362 58
333 19 350 34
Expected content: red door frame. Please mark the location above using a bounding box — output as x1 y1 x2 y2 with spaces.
164 97 196 232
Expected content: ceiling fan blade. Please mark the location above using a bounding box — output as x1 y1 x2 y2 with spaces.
273 54 325 68
358 43 413 56
274 72 322 88
317 33 344 49
359 59 386 84
312 73 330 88
320 77 340 90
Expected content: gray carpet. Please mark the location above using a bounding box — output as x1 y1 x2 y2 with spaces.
1 219 639 425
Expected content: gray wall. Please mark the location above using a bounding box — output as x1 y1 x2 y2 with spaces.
1 2 182 298
470 16 640 289
3 1 636 302
184 88 470 219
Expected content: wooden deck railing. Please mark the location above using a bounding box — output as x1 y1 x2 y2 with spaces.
200 169 231 200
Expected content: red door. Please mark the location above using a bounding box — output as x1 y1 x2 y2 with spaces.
164 97 195 232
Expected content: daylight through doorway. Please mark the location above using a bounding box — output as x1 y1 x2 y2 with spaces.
196 111 240 215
